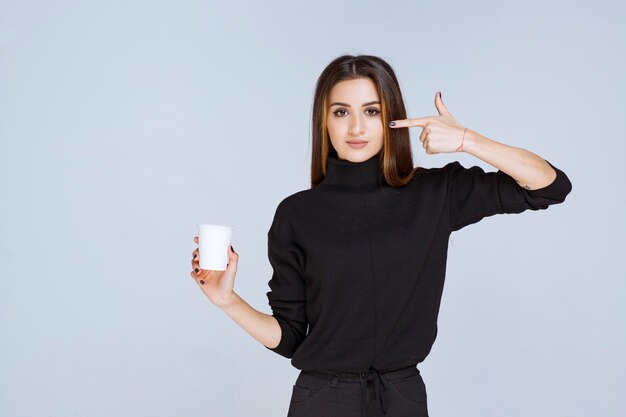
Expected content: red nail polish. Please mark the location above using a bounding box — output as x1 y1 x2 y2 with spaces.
200 280 205 285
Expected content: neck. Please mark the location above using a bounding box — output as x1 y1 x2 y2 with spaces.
318 152 385 192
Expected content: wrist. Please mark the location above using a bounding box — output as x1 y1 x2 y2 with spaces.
217 291 240 310
460 128 481 154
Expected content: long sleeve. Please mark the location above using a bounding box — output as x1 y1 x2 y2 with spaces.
446 159 572 232
265 199 308 358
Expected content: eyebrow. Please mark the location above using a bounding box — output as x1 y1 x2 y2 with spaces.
328 100 380 107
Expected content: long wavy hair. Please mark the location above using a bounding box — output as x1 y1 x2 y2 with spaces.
310 54 418 189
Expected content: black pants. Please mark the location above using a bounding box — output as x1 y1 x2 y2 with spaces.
287 364 429 417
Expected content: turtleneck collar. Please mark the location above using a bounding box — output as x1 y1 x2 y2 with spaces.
319 152 385 191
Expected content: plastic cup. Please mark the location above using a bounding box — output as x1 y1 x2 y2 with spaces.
197 224 234 271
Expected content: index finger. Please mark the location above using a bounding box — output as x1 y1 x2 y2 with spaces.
389 116 433 128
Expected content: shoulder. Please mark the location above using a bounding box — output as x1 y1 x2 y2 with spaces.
268 189 312 242
408 161 464 184
272 188 312 219
414 161 490 180
413 161 463 175
277 188 311 207
402 161 488 195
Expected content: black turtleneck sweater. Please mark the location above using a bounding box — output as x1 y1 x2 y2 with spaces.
264 153 572 373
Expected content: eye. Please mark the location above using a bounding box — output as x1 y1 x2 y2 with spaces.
332 108 381 117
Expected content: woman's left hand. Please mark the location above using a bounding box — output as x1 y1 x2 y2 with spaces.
389 91 468 154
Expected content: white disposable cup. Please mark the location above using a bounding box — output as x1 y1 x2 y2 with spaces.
197 224 234 271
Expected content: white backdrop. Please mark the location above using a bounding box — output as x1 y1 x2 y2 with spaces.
1 1 624 416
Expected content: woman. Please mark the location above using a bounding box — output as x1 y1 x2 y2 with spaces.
190 55 572 417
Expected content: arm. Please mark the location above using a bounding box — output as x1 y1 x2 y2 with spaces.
215 199 307 356
388 93 572 232
462 129 557 190
263 198 308 358
218 292 282 349
447 130 573 232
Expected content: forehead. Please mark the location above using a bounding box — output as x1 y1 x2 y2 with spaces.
328 78 379 102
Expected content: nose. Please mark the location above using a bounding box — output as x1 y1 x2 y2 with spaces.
349 113 366 136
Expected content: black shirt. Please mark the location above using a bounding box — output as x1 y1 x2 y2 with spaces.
265 152 572 373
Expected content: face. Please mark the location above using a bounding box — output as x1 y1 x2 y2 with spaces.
326 78 384 162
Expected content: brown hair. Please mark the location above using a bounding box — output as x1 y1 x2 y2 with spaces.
310 54 419 189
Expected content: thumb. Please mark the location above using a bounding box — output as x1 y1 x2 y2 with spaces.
227 244 237 268
434 91 450 116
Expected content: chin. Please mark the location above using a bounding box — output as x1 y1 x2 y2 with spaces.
337 147 380 162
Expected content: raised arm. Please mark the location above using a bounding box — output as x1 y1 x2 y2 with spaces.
462 128 564 191
446 129 572 232
387 91 573 211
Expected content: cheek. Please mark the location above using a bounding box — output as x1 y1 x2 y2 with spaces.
368 119 384 141
326 118 349 138
326 119 345 145
326 117 337 131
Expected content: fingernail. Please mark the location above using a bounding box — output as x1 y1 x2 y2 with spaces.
231 245 235 253
388 121 395 127
194 268 199 273
199 280 205 285
439 91 442 98
193 254 197 259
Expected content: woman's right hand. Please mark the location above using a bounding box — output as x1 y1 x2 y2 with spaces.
191 236 238 307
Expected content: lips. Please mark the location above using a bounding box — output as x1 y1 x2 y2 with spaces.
346 140 368 144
